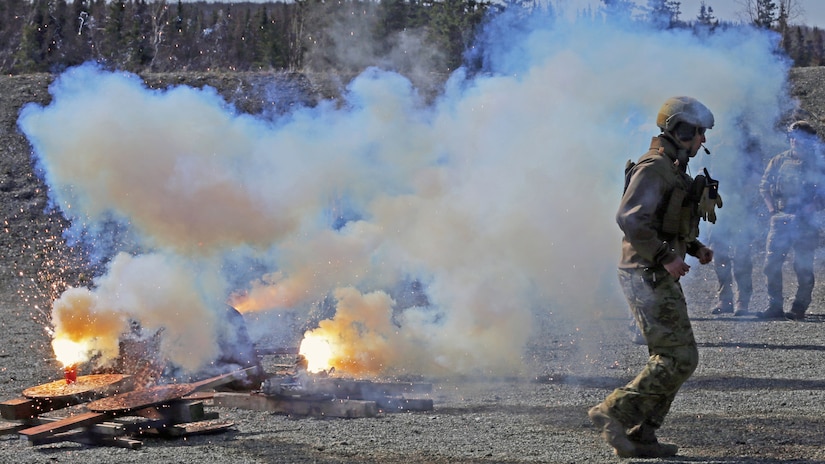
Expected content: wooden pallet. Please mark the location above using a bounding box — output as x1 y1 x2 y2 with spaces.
212 377 434 417
10 399 228 448
3 371 245 448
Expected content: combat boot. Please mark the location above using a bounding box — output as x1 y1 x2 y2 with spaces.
785 302 807 321
588 403 635 457
711 301 733 315
626 423 679 458
733 304 749 316
756 305 785 319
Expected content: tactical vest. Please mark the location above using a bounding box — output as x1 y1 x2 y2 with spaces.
624 151 700 242
772 155 806 213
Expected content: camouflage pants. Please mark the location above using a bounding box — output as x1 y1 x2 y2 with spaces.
604 268 699 430
764 213 818 312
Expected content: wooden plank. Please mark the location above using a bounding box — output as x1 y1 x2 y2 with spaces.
0 396 79 420
297 378 432 398
18 411 111 441
135 419 234 438
376 397 434 412
176 419 234 436
212 392 378 418
28 429 143 449
182 391 216 401
22 374 133 400
88 368 256 414
137 401 207 423
7 414 134 438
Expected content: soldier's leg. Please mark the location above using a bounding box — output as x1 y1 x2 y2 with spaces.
712 249 734 314
732 240 754 314
763 215 793 314
604 271 698 428
790 222 818 317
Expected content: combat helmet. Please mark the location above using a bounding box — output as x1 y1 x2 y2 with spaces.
656 96 715 132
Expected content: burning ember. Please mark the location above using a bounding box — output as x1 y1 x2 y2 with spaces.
298 333 334 373
63 364 78 384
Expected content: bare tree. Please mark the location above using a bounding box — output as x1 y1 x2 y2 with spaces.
735 0 804 27
780 0 804 24
148 0 169 70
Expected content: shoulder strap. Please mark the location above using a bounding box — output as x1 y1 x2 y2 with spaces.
623 152 659 194
623 159 636 194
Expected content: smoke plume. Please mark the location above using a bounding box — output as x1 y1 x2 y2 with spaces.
19 12 796 376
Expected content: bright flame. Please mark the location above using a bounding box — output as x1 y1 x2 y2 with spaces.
298 332 334 373
51 337 91 368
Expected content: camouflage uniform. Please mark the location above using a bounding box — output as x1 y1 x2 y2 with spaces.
607 134 704 434
760 139 824 317
708 154 761 315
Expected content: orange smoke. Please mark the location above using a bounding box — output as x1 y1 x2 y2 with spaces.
50 286 128 367
299 287 398 376
229 271 313 313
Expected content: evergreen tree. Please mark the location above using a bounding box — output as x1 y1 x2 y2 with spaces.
14 0 52 72
102 0 126 64
645 0 681 29
696 1 717 27
754 0 777 28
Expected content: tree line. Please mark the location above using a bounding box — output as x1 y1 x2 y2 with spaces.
2 0 825 76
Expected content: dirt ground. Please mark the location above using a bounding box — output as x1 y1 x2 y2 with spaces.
3 69 825 463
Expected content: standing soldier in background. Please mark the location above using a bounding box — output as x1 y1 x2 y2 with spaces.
589 96 718 458
708 208 756 316
709 130 763 317
758 120 825 321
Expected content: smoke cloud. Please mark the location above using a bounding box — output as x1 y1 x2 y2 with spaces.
19 12 796 377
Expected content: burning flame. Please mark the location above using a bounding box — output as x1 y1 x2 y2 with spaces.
298 332 334 373
51 337 91 368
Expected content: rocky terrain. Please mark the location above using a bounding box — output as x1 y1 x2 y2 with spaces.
1 68 825 463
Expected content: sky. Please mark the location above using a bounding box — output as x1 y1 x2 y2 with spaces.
560 0 825 27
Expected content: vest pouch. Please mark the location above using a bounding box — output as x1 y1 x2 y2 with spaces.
662 188 686 236
680 205 700 241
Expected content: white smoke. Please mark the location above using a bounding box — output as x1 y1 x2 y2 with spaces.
19 13 794 376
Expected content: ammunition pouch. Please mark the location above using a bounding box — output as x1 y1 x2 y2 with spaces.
662 188 686 236
689 174 707 203
662 183 700 242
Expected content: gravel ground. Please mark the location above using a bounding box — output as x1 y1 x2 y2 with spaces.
2 69 825 463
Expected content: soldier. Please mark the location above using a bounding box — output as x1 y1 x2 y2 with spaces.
589 96 717 458
709 130 763 317
757 120 825 320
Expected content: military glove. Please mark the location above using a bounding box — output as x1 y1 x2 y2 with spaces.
699 186 723 223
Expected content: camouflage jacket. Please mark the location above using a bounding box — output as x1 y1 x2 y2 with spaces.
759 148 824 214
617 135 706 271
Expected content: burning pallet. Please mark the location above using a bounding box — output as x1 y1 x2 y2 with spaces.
0 371 241 449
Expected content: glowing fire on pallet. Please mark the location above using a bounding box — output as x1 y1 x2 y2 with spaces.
297 332 335 373
51 337 91 384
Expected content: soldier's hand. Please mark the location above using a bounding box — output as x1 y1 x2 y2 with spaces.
696 246 713 265
699 187 723 223
664 256 690 278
